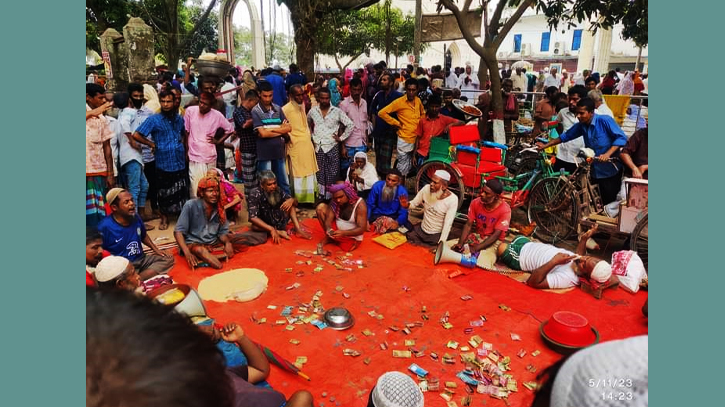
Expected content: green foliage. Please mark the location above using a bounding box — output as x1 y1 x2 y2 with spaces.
86 0 139 50
316 1 420 68
536 0 648 47
234 25 295 68
181 0 219 57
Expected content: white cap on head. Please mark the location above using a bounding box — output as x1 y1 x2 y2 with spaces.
433 169 451 182
371 371 424 407
590 261 612 283
354 151 367 160
94 256 130 282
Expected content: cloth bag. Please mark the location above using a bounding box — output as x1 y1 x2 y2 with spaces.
610 250 648 293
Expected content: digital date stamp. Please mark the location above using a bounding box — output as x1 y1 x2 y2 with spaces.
588 378 635 401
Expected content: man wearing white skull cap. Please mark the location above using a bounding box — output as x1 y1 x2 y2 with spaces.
400 169 459 248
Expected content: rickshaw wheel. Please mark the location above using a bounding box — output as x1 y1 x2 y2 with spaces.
416 161 466 210
527 177 579 243
630 213 648 271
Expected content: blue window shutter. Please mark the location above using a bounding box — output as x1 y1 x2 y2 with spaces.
541 32 551 52
514 34 522 52
572 30 583 51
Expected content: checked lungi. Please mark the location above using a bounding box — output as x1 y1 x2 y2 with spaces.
315 147 341 199
374 128 396 174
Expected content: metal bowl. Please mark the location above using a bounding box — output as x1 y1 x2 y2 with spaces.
323 307 355 330
452 99 483 117
195 59 233 79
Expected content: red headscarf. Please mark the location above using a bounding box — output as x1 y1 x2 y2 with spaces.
328 182 359 218
197 176 227 224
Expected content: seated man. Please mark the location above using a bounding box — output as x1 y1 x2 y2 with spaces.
316 182 368 251
414 94 463 164
175 175 265 269
366 169 408 234
247 170 312 244
452 179 511 270
400 170 458 249
346 151 379 200
94 256 141 292
98 188 175 281
497 225 612 289
621 127 648 179
86 227 104 286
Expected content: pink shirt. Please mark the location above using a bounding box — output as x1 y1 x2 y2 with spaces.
467 198 511 241
339 96 369 147
184 106 234 164
86 105 114 174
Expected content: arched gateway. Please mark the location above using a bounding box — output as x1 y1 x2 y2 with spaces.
218 0 265 67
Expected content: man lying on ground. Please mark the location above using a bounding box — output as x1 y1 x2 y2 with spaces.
247 170 312 244
175 175 266 269
498 225 613 289
452 179 511 270
366 169 408 234
98 188 174 280
400 170 458 249
316 182 368 251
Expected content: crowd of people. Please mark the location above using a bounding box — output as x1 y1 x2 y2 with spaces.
86 57 648 407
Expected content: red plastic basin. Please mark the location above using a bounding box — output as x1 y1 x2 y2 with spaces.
541 311 598 347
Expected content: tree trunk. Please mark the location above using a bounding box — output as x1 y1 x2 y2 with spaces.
289 7 317 77
477 58 489 91
485 52 503 119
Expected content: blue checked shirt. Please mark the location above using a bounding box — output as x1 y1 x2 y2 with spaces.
135 113 187 172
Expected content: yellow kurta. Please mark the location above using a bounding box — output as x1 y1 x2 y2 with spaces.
282 102 318 178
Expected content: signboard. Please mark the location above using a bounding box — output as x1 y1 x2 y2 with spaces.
421 11 482 42
102 51 113 79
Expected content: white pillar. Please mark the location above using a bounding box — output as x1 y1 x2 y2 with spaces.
576 29 595 73
593 28 612 73
219 0 265 68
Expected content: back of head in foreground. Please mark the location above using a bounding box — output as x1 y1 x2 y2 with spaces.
86 287 233 407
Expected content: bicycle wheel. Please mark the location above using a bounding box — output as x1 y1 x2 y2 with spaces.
527 177 579 243
416 161 465 210
508 156 539 189
630 213 648 271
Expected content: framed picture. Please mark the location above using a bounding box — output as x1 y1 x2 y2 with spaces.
549 63 562 73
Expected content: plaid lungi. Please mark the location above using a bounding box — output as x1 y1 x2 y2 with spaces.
156 168 189 216
374 128 396 173
238 151 257 190
315 147 341 199
86 175 107 229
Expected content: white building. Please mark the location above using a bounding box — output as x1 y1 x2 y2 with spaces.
315 1 647 75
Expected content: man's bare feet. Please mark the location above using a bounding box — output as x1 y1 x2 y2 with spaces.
191 246 223 269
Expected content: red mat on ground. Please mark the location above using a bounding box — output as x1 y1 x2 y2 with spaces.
168 219 648 407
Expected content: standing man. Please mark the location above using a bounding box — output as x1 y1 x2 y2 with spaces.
552 85 589 175
456 63 480 101
282 84 318 204
118 83 152 226
338 78 370 175
98 188 175 280
308 87 354 199
86 83 116 228
544 67 561 90
369 72 403 173
252 80 292 195
452 179 511 271
414 94 464 163
511 67 528 93
400 170 459 248
538 98 628 204
378 78 425 178
440 90 466 121
132 90 190 230
285 63 308 92
233 90 261 190
587 89 614 118
184 92 235 196
266 65 288 107
445 68 459 89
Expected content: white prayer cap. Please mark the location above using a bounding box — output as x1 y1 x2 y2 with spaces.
95 256 130 283
354 151 367 160
434 170 451 182
371 371 424 407
590 261 612 283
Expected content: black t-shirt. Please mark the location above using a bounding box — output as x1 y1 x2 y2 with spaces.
227 365 287 407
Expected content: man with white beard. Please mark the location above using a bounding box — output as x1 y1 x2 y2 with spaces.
246 170 312 244
366 169 409 234
400 170 459 248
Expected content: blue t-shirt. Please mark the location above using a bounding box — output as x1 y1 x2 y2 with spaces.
98 214 147 261
559 114 628 179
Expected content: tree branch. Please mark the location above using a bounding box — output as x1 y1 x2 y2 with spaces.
493 0 536 49
179 0 219 50
488 0 508 38
438 0 485 56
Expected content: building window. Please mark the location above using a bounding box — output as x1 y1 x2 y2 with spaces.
541 32 551 52
514 34 522 52
572 29 583 50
